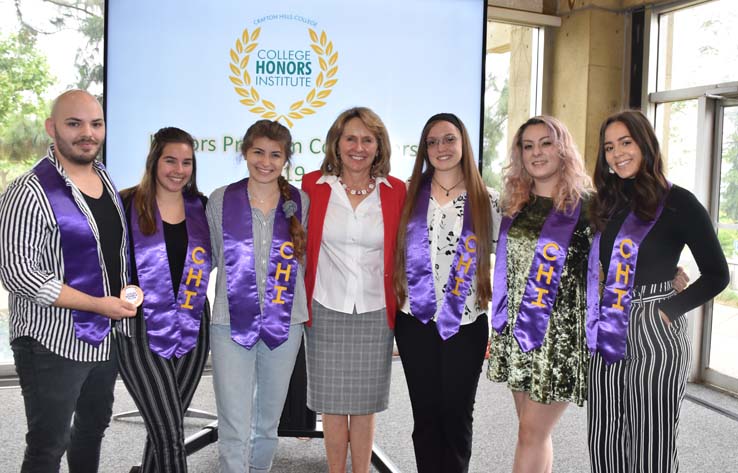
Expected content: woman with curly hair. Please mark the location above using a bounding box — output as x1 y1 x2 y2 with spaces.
487 116 592 473
206 120 309 473
587 110 728 473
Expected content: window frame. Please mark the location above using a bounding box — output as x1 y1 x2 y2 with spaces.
642 0 738 392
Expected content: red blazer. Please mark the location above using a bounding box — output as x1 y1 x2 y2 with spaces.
302 170 406 328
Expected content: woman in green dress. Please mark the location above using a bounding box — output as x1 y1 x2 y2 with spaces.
487 115 592 473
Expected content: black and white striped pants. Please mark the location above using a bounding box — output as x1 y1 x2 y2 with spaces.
115 305 210 473
588 282 691 473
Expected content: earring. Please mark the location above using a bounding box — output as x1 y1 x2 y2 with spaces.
608 167 615 174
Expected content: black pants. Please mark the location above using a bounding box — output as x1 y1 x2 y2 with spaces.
115 305 210 473
12 336 119 473
395 313 489 473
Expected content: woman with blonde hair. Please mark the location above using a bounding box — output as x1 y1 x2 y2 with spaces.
393 112 498 473
207 119 309 472
302 107 406 473
487 115 592 473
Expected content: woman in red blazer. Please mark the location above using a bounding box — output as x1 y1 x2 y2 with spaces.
302 107 405 473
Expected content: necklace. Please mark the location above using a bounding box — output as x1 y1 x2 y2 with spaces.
339 177 376 196
432 176 464 196
248 189 278 204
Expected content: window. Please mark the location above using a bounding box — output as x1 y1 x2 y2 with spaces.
0 0 105 373
482 21 544 190
656 1 738 92
647 0 738 392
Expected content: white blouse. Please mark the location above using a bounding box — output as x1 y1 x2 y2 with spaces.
401 189 501 325
313 175 390 314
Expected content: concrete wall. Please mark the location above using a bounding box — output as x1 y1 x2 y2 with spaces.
487 0 674 168
490 0 544 11
545 0 679 168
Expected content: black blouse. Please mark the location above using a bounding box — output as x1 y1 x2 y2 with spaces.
599 182 729 321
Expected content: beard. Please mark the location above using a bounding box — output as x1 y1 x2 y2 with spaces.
54 128 103 165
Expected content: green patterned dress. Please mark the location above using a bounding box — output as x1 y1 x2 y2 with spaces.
487 195 591 406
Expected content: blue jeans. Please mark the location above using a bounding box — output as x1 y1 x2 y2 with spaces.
11 336 119 473
211 323 304 473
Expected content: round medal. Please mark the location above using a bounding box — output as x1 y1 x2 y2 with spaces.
120 284 144 307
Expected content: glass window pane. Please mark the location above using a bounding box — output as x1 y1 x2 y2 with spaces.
0 1 105 367
654 101 699 194
712 105 738 378
482 22 539 190
0 286 9 365
657 0 738 91
712 228 738 379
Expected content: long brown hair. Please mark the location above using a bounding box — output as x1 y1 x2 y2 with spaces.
121 127 201 235
241 119 306 261
319 107 392 177
393 113 492 307
501 116 591 217
591 110 669 230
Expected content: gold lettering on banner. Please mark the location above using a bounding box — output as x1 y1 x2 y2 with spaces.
272 242 295 304
615 263 630 285
181 290 197 309
531 242 559 306
274 262 292 282
532 287 550 308
612 288 627 311
542 242 559 261
192 246 206 264
451 235 477 296
536 264 555 285
186 268 203 287
610 239 635 310
181 246 207 309
272 286 288 305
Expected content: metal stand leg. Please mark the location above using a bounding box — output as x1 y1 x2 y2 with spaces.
113 407 216 421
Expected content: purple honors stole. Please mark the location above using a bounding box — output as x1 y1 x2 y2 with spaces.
131 194 211 359
33 157 123 347
586 183 671 364
222 178 302 350
490 200 582 352
405 177 477 340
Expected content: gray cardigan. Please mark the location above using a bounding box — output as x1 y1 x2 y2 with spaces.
206 185 310 327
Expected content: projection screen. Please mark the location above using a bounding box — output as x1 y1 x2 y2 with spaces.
105 0 486 193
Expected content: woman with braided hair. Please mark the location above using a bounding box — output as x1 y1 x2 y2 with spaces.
206 119 310 473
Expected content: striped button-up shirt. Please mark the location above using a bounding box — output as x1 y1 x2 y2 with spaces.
0 146 130 361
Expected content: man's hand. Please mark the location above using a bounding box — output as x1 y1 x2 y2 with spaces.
55 285 136 319
95 296 136 320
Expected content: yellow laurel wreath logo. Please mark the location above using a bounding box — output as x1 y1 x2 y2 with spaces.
229 27 339 128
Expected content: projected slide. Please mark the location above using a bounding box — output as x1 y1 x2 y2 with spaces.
105 0 485 193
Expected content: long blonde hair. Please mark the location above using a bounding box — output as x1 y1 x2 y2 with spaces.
501 116 591 217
